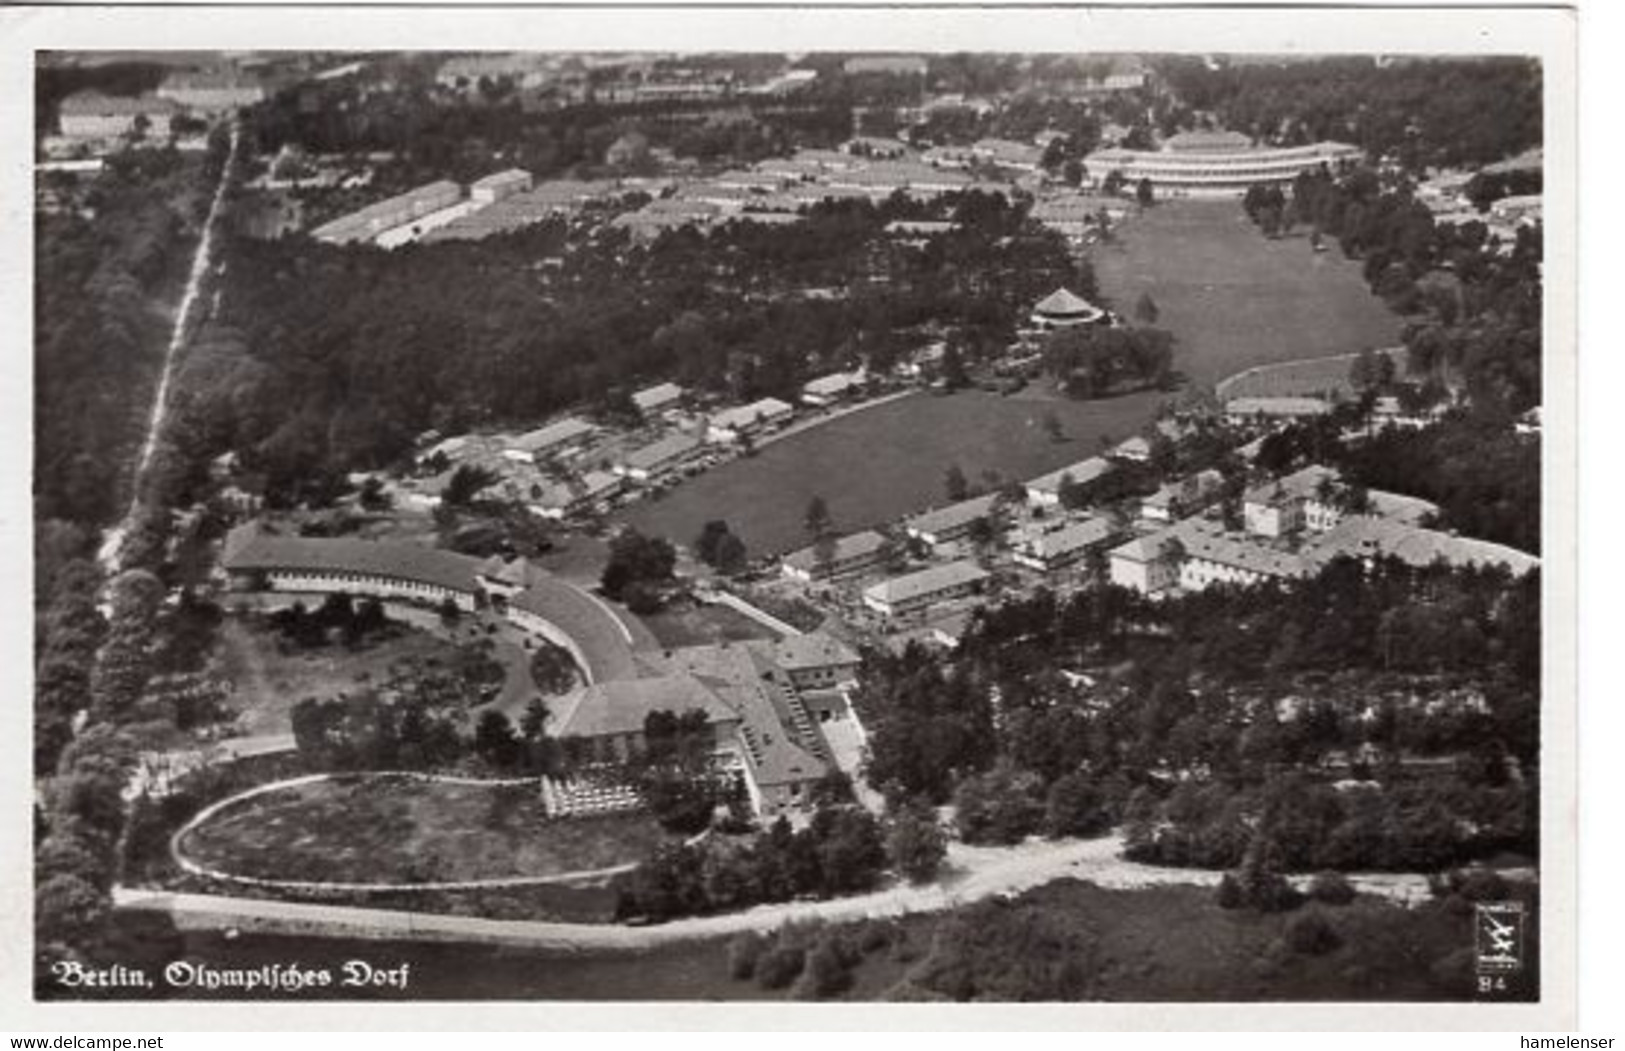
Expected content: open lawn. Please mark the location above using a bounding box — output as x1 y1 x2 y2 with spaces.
622 387 1164 557
621 200 1400 559
178 775 668 885
640 601 781 649
1094 200 1403 387
215 617 467 738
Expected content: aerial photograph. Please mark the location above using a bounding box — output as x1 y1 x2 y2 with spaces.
31 44 1546 1005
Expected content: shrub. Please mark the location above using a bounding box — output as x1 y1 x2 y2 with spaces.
1453 867 1511 902
755 944 806 990
792 936 852 1000
726 931 765 981
1284 909 1342 956
857 919 894 955
1308 871 1357 906
1215 873 1244 910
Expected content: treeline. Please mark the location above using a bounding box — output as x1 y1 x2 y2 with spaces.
1156 56 1541 170
1247 165 1542 414
165 193 1081 503
1123 769 1531 873
246 73 853 187
614 803 922 922
35 148 206 531
1257 409 1541 554
1041 324 1177 399
851 553 1540 870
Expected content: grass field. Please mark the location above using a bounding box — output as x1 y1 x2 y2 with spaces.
215 618 467 738
621 200 1400 558
640 601 781 649
623 387 1165 557
178 775 667 884
1093 200 1403 387
1216 348 1406 402
95 878 1531 1002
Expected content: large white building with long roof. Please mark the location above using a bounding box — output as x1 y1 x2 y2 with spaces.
1083 135 1362 197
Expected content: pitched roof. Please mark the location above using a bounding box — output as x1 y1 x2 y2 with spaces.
623 431 703 471
782 530 890 573
903 493 1000 538
632 382 685 410
1026 456 1114 495
710 397 794 431
550 674 739 739
863 560 989 605
507 416 597 453
472 168 531 190
1033 287 1103 318
1017 517 1118 561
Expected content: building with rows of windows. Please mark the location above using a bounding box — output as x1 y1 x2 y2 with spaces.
1083 135 1363 197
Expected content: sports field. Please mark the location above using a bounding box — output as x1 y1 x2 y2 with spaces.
1093 200 1402 386
623 387 1165 557
179 775 666 885
622 199 1401 558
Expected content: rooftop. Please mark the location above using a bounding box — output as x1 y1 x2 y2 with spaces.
622 431 703 471
864 560 990 605
1033 287 1105 319
550 673 738 739
903 492 1000 538
507 416 597 454
632 382 685 411
1026 456 1114 495
222 526 483 594
782 530 891 574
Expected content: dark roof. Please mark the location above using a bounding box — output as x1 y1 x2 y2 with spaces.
221 526 482 594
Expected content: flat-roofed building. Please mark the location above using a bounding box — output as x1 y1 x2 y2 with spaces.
782 530 893 583
1025 456 1114 508
903 492 1001 548
862 560 990 619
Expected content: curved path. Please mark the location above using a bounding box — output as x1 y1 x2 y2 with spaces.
117 833 1486 953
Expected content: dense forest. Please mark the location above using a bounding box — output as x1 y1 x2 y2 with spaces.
1155 56 1542 171
851 554 1539 872
159 191 1083 506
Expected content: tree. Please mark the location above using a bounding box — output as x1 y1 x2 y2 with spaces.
1041 410 1066 444
887 805 948 883
804 496 834 543
944 464 970 503
441 464 498 508
519 696 551 741
939 343 969 392
713 531 748 577
1136 177 1155 208
1134 292 1160 326
474 710 522 769
1043 772 1112 838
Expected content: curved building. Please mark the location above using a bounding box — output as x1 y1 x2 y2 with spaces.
1083 138 1362 197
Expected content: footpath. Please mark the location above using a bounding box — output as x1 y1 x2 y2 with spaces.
113 833 1461 953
